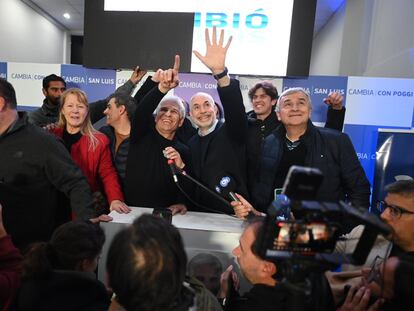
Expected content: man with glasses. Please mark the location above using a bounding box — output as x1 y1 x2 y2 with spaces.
377 180 414 258
327 179 414 307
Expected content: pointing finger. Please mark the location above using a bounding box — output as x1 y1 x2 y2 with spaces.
173 54 180 71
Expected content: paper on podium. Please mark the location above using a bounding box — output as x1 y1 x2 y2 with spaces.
109 206 244 233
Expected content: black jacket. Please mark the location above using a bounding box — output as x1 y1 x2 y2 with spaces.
226 284 288 311
0 112 96 249
188 79 248 214
125 86 191 208
99 77 159 191
251 121 370 213
16 270 110 311
246 107 346 201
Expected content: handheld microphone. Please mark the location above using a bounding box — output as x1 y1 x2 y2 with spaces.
214 175 240 203
167 159 178 183
215 174 255 218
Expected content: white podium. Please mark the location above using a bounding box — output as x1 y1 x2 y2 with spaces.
98 207 244 284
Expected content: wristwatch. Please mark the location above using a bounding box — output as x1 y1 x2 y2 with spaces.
213 67 228 80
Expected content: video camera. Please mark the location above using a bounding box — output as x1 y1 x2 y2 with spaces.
255 166 390 278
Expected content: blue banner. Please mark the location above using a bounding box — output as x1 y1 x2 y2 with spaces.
0 62 6 79
343 124 380 184
61 64 88 89
60 65 116 102
282 75 348 124
372 130 414 209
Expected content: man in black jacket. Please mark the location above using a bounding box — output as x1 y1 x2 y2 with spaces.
99 69 158 192
251 87 370 215
0 78 97 249
188 27 248 214
124 57 189 214
246 82 345 197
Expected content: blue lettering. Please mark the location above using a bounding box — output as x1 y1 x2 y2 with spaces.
246 9 268 29
195 11 268 29
392 90 414 97
233 13 240 28
206 13 228 28
194 12 201 27
348 89 374 96
377 90 392 96
11 73 32 79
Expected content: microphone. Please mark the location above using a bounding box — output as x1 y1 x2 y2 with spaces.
214 174 240 203
167 159 178 183
215 174 255 218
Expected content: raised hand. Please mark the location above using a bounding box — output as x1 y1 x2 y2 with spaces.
193 27 232 75
151 69 162 83
324 91 344 110
158 55 180 94
218 265 239 299
129 66 147 85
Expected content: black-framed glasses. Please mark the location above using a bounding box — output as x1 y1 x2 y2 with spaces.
376 200 414 219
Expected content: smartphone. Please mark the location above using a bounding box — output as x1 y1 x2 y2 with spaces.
282 166 324 200
152 208 173 224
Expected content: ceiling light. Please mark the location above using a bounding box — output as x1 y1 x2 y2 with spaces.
63 13 71 19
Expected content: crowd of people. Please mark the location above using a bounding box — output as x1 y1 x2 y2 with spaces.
1 27 410 310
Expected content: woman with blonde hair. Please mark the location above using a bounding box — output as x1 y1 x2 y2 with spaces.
50 88 130 214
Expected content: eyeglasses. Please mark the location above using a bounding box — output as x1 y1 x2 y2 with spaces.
376 200 414 219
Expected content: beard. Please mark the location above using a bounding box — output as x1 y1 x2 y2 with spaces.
48 96 61 106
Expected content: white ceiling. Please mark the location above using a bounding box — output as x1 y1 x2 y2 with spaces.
22 0 345 36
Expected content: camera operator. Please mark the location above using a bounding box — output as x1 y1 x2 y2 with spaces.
327 180 414 307
218 217 334 311
338 256 414 311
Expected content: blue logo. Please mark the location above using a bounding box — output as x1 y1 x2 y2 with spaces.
220 176 230 187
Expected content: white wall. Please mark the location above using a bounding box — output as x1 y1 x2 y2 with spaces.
309 1 346 76
310 0 414 78
0 0 68 64
364 0 414 78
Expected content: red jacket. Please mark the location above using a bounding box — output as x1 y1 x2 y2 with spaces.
51 128 124 204
0 235 22 311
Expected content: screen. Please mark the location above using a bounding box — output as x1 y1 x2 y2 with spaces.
84 0 316 77
274 222 337 253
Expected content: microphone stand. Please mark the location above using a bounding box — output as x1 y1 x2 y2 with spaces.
171 164 235 214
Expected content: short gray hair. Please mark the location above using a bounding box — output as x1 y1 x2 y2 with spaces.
155 95 186 119
276 87 312 112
